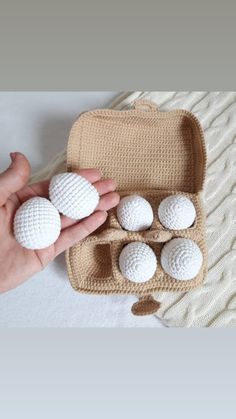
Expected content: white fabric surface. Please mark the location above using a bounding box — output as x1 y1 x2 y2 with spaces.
0 92 163 327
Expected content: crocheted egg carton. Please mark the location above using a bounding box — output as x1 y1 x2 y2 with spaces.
109 190 203 239
65 100 207 314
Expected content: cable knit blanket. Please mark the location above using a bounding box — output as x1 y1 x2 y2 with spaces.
110 92 236 327
32 92 236 327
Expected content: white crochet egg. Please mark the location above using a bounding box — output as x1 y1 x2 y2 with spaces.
14 197 61 250
158 195 196 230
49 172 99 220
161 238 203 280
117 195 153 231
119 242 157 283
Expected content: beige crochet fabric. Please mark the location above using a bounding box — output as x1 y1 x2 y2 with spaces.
66 99 207 315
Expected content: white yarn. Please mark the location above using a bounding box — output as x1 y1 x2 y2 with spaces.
161 238 203 280
119 242 157 283
158 195 196 230
117 195 153 231
49 172 99 220
14 197 61 250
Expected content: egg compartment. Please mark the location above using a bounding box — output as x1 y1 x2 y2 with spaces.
111 239 162 295
109 189 204 241
110 232 207 295
67 222 207 295
66 241 113 293
157 235 207 292
107 189 207 293
66 216 115 294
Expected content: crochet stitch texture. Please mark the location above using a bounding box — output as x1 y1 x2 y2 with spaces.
158 194 196 230
117 195 153 231
161 238 203 281
119 242 157 283
49 172 99 220
14 197 61 249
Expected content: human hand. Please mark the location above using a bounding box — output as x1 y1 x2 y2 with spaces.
0 152 119 293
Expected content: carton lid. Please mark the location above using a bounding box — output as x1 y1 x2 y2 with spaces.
67 100 207 193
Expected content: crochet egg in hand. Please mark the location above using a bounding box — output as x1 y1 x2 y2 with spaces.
14 197 61 250
117 195 153 231
119 242 157 283
161 238 203 280
158 194 196 230
49 172 99 220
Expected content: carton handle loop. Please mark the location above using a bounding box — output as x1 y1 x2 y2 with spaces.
131 295 160 316
134 100 159 111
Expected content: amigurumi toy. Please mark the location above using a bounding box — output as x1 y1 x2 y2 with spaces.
14 172 99 250
161 238 203 280
49 172 99 220
119 242 157 283
14 197 61 250
117 195 153 231
158 194 196 230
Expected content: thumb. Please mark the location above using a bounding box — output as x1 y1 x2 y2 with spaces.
0 152 31 206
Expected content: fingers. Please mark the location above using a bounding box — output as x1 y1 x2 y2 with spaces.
97 191 120 211
93 179 116 195
28 176 116 201
27 175 118 230
54 211 108 257
17 179 51 203
11 164 119 231
18 168 102 203
61 191 120 229
74 168 101 183
0 152 31 207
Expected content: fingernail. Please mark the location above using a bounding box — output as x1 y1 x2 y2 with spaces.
10 152 17 162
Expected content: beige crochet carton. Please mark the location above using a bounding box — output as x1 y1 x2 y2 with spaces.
66 100 207 315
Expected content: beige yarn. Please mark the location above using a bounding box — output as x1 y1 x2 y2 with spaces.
65 99 207 314
31 91 236 327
